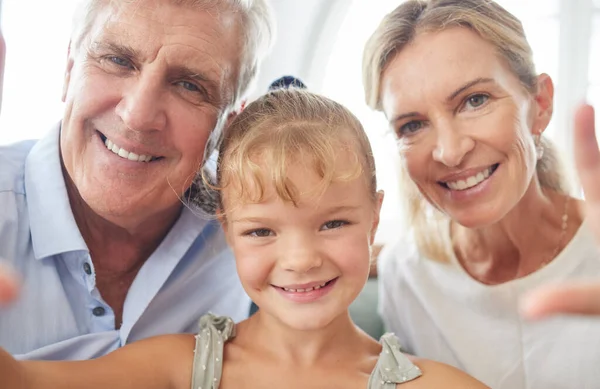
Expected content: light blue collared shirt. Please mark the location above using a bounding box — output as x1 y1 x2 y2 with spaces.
0 124 250 360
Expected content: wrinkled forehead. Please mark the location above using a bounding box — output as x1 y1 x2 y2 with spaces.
381 28 520 114
85 0 242 103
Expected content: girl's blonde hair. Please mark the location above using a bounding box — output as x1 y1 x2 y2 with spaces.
197 88 377 215
362 0 570 262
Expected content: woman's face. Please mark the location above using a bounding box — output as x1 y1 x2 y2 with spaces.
380 27 553 228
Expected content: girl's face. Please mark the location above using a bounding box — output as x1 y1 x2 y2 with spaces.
221 150 383 331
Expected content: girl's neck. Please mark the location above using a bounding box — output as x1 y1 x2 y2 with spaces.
236 310 378 366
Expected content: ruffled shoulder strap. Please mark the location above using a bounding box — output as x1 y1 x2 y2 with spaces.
368 333 423 388
190 313 236 389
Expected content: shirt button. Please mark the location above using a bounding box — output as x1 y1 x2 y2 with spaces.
83 262 92 275
92 307 106 317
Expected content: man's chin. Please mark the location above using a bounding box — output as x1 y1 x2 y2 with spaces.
77 188 179 223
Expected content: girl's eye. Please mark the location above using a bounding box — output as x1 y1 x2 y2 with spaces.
397 120 424 136
321 220 348 230
246 228 273 237
465 94 489 109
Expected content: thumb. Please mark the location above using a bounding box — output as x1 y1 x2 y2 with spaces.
521 282 600 319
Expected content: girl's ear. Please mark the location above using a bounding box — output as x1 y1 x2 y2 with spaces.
217 210 231 242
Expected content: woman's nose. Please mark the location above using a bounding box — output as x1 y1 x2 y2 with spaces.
432 122 475 167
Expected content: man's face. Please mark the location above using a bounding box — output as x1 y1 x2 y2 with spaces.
60 0 242 228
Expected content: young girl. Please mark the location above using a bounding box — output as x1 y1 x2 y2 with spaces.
0 89 487 388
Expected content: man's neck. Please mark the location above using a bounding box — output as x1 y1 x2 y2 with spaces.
64 170 183 327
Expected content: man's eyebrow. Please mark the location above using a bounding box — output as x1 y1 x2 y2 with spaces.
90 41 141 60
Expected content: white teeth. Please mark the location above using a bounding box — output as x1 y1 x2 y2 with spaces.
446 166 494 191
103 136 155 162
282 281 328 293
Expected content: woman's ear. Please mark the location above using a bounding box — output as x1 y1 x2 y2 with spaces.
370 190 385 245
532 73 555 135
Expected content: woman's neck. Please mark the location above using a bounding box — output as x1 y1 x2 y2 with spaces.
451 179 583 284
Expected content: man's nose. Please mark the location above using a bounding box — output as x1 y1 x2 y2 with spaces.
115 71 167 132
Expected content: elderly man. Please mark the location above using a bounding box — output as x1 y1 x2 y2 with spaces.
0 0 274 360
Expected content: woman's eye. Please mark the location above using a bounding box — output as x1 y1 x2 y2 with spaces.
247 228 273 237
398 121 423 136
465 94 489 109
321 220 347 230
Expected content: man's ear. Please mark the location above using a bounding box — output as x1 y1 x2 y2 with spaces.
370 190 384 245
225 99 247 129
62 42 75 102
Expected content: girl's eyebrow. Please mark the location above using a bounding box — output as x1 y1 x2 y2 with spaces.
231 205 361 224
321 205 361 215
231 216 270 224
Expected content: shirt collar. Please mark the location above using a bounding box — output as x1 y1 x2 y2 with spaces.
25 123 88 259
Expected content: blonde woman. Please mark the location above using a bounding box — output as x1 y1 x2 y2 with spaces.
363 1 600 388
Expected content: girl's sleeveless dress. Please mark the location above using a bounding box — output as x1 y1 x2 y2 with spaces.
190 314 422 389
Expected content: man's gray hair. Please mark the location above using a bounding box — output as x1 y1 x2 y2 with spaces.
71 0 275 104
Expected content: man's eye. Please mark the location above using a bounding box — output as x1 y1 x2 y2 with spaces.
108 56 133 68
178 81 201 93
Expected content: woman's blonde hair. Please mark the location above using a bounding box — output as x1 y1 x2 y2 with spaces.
201 88 377 215
362 0 570 261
